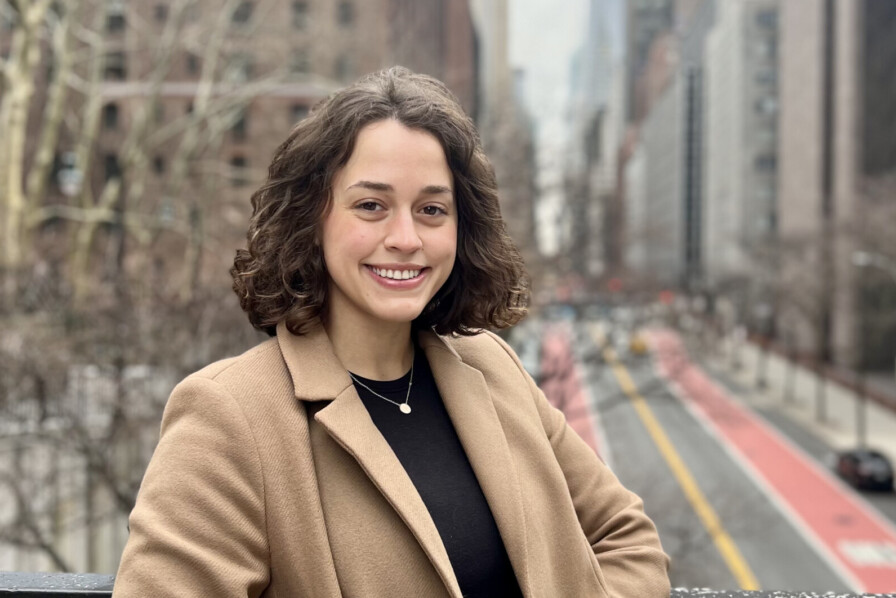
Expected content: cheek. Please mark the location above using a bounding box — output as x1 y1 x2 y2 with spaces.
444 227 459 262
431 228 458 274
322 223 374 265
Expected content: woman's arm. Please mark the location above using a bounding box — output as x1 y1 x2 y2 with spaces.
533 382 671 597
113 375 270 598
491 332 671 598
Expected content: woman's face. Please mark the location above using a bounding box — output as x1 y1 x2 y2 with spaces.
321 119 457 331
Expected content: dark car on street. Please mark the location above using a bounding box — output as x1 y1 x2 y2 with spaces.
834 449 895 491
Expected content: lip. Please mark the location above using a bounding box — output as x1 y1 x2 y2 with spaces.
365 265 429 289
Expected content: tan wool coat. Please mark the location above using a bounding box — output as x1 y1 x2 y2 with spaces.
114 322 671 597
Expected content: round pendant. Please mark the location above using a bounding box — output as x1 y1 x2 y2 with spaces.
399 403 412 414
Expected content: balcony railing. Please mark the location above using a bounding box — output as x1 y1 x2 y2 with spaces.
0 573 895 597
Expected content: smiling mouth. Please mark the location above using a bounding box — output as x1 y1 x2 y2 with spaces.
368 266 423 280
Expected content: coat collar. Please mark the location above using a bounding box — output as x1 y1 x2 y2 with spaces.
276 320 354 401
276 321 531 596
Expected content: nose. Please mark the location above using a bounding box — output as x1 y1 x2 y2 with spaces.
384 211 423 253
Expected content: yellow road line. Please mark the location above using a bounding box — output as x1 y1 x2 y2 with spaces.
602 345 761 591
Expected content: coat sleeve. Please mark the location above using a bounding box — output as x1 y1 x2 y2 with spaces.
113 375 270 598
492 333 671 598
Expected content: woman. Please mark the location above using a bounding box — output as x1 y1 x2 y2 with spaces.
114 67 670 597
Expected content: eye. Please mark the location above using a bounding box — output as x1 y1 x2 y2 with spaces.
356 201 383 212
421 205 448 216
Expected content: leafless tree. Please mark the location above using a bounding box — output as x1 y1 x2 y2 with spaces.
0 0 288 572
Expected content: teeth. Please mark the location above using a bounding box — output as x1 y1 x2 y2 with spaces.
373 267 420 280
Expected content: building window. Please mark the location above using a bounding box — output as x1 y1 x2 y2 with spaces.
186 53 200 75
231 110 248 141
104 154 121 181
293 1 308 29
103 51 127 80
102 103 119 129
756 10 777 30
105 0 126 32
755 154 777 173
337 1 354 27
231 156 248 186
155 3 169 22
232 1 253 24
224 53 253 82
291 104 309 123
290 49 310 74
754 97 778 115
335 55 353 80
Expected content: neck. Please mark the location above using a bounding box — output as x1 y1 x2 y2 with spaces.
324 314 415 381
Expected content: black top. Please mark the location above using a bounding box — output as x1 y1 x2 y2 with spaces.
350 349 523 598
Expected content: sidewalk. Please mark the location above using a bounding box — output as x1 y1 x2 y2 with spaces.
704 335 896 465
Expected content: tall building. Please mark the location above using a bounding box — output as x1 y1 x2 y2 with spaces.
468 0 511 123
468 0 538 270
703 0 780 308
677 0 715 290
777 0 896 368
389 0 477 113
641 70 684 285
625 0 674 123
565 0 623 284
624 0 714 289
622 132 648 275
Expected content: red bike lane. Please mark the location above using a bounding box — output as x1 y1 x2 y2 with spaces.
649 329 896 593
539 324 605 460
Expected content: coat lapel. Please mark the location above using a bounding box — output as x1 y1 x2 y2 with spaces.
277 322 462 598
420 333 533 596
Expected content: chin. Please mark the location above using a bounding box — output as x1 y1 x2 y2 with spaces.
373 305 428 324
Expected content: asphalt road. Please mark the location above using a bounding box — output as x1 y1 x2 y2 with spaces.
701 359 896 527
513 318 896 592
594 346 853 591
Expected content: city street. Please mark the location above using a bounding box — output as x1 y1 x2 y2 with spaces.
509 314 896 593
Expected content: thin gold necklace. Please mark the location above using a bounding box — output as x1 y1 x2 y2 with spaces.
349 356 415 415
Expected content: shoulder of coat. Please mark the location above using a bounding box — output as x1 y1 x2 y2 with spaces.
442 330 520 367
189 336 285 387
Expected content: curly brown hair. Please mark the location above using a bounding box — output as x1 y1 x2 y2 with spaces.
231 66 529 337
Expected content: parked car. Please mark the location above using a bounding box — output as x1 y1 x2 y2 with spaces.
834 449 895 491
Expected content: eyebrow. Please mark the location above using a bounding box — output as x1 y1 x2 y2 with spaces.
346 180 453 195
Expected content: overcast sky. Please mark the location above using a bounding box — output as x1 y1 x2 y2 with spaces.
509 0 589 146
509 0 608 255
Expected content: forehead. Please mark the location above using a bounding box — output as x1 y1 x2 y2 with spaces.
336 120 453 187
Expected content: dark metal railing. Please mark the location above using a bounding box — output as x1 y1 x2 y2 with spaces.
0 573 895 597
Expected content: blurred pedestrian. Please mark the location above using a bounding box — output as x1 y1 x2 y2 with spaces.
113 66 669 598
